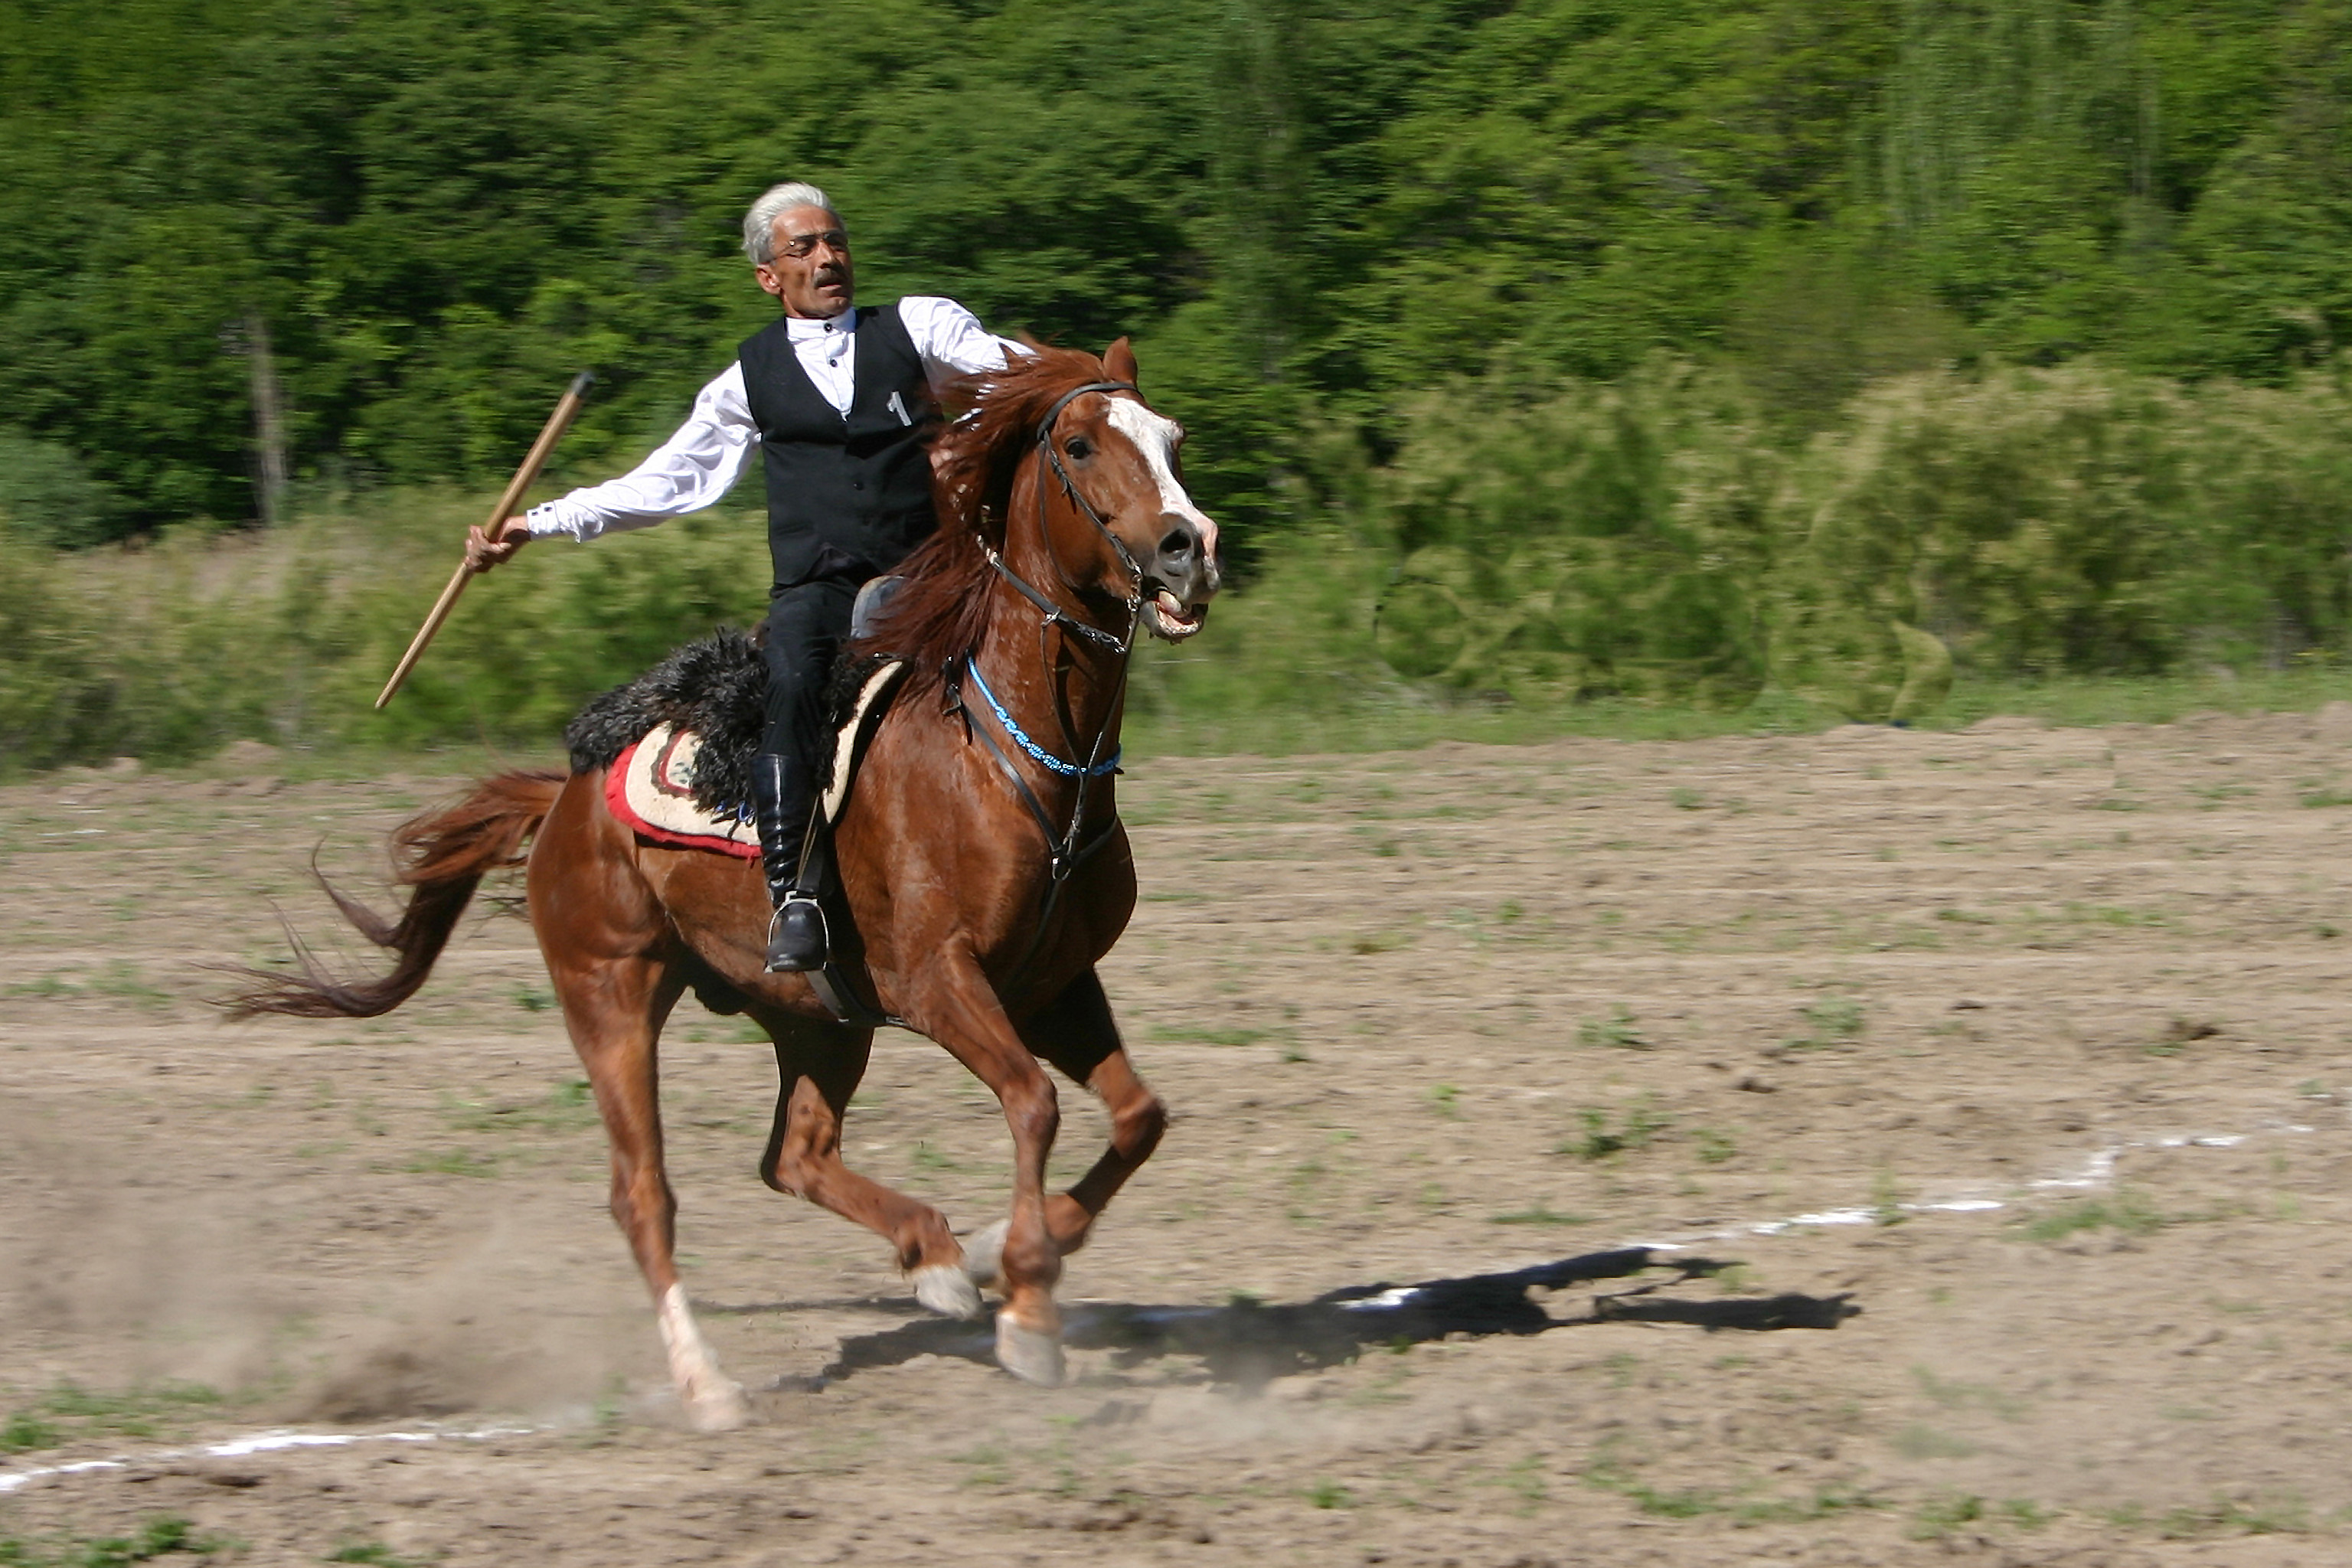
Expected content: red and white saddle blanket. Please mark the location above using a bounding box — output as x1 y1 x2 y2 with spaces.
604 660 910 861
605 724 760 860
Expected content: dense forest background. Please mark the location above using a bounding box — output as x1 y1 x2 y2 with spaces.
8 0 2352 763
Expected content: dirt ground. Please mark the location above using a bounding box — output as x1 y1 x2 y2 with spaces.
8 710 2352 1566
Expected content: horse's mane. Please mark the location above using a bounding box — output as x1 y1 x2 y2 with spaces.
851 342 1114 677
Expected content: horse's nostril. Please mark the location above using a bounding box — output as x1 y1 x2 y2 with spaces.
1157 529 1194 563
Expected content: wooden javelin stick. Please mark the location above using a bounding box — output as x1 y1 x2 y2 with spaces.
374 371 596 710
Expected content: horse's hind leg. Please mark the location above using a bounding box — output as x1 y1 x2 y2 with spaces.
753 1014 976 1319
553 950 748 1432
963 968 1165 1290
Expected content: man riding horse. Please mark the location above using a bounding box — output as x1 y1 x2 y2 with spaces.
465 181 1024 975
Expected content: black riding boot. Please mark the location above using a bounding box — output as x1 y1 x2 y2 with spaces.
750 752 828 972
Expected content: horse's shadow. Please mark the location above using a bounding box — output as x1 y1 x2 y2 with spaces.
723 1247 1858 1393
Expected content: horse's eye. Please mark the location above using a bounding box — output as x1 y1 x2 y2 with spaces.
1065 436 1092 461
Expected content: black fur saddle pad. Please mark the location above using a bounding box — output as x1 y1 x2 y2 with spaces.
566 632 770 821
565 630 908 828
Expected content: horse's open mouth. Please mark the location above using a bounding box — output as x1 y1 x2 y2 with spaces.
1144 588 1209 641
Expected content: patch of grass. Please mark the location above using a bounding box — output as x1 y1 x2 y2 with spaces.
2013 1190 2165 1243
2063 901 2171 928
1427 1083 1461 1118
1304 1479 1354 1509
511 985 555 1012
1669 786 1707 810
2157 1494 2311 1537
442 1080 599 1135
0 1517 229 1568
1 1384 225 1452
1690 1126 1736 1165
1348 929 1413 956
0 1412 60 1453
1285 1158 1332 1224
947 1442 1009 1489
1871 1170 1909 1227
1560 1098 1672 1161
1792 995 1865 1046
1909 1492 1985 1539
1487 1204 1595 1227
1494 1453 1548 1511
2 971 80 1000
1893 1423 1977 1459
1151 1024 1267 1047
326 1544 423 1567
1710 1263 1757 1295
1576 1005 1648 1050
1911 1367 2032 1421
1733 1488 1886 1524
398 1148 499 1178
83 961 171 1011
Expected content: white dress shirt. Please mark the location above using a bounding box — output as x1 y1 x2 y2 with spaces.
524 296 1023 542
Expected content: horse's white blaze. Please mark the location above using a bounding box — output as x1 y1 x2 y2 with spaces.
1103 398 1220 564
657 1282 747 1431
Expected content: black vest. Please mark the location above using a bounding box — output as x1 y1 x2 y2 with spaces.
738 302 939 591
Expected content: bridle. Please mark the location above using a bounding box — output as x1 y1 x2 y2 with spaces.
945 379 1152 984
975 379 1145 653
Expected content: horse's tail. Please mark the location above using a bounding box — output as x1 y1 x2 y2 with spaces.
226 769 567 1020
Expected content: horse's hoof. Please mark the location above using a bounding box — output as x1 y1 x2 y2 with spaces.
911 1263 984 1321
994 1312 1066 1387
960 1219 1009 1292
684 1378 750 1432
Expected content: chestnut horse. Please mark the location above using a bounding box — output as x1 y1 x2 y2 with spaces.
235 341 1222 1428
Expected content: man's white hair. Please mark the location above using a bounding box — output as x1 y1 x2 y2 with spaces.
742 181 839 265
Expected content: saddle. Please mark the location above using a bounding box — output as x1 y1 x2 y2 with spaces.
566 580 913 1026
572 577 909 856
603 661 906 860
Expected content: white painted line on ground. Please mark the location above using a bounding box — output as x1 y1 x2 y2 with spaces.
2 1112 2331 1488
1622 1119 2310 1253
0 1424 534 1496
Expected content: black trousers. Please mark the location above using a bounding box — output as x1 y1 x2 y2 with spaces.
759 579 859 773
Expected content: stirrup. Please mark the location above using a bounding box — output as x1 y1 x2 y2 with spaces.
764 894 829 974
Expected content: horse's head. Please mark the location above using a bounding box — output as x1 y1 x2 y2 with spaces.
1035 339 1222 642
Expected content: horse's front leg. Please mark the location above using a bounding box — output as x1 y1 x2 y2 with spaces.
897 954 1068 1385
963 968 1165 1289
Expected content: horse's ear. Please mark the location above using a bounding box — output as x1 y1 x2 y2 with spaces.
1103 336 1139 389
